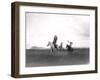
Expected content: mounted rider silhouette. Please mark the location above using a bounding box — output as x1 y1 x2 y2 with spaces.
52 35 58 49
66 40 73 51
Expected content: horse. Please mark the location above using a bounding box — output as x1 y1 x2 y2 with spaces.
47 41 58 53
66 41 73 51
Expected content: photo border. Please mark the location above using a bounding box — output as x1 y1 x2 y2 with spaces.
11 2 98 78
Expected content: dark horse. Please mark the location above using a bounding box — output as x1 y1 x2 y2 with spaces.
66 41 73 51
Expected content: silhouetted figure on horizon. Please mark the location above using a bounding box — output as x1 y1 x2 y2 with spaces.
59 42 63 50
52 35 58 49
66 40 73 51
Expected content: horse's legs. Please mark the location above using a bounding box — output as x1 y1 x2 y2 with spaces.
51 48 53 52
50 47 53 54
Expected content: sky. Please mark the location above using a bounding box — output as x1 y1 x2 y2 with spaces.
26 12 90 49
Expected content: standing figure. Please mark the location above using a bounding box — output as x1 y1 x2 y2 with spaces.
52 35 58 49
59 42 63 50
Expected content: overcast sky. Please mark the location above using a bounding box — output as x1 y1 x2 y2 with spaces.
26 13 90 49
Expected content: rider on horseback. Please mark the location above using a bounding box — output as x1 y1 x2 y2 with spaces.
66 40 73 51
52 35 58 49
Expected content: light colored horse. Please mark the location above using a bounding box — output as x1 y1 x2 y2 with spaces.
47 41 57 53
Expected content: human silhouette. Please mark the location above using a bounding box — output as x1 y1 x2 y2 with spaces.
59 42 63 49
52 35 58 49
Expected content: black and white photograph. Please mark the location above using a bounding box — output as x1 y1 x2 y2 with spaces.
11 2 97 78
26 12 90 67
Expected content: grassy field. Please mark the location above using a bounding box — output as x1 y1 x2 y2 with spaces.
26 48 89 67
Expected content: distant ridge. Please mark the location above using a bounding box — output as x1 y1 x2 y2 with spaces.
30 46 89 50
31 46 48 49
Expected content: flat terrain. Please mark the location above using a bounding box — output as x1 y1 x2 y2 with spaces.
26 48 89 67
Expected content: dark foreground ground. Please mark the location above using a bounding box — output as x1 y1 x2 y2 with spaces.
26 48 89 67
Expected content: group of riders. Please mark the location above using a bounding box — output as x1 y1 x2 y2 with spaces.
47 35 73 52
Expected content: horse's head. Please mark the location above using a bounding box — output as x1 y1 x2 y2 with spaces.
67 40 73 46
47 41 55 49
47 41 50 47
70 42 73 45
